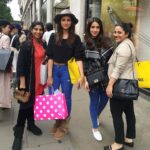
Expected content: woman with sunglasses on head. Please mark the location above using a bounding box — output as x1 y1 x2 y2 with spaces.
47 9 84 140
12 22 46 150
84 17 114 141
104 23 136 150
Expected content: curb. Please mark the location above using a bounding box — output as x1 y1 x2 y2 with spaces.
139 88 150 96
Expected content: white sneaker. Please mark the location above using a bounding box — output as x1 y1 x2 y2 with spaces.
92 129 102 141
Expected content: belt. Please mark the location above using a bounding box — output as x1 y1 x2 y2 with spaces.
53 62 67 66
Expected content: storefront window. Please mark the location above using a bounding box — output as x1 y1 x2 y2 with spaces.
87 0 101 18
101 0 150 61
101 0 137 36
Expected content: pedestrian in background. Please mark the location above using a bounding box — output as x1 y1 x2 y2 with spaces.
104 23 136 150
47 9 84 140
11 24 25 51
0 20 12 111
42 22 55 45
12 21 46 150
83 17 113 141
10 24 27 87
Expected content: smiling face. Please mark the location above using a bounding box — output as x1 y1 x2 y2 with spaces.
31 25 44 39
113 26 128 43
90 21 100 38
60 16 72 30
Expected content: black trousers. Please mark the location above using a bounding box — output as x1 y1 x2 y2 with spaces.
110 99 136 144
16 106 35 127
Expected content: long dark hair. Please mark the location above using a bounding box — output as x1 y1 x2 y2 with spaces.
84 17 105 50
55 15 76 47
0 20 10 33
27 21 44 41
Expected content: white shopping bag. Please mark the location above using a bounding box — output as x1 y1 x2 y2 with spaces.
40 63 48 85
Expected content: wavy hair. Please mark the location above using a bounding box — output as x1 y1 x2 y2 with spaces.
84 17 104 50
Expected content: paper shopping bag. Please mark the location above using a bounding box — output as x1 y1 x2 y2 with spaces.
34 93 68 120
68 57 80 84
135 61 150 88
40 63 48 85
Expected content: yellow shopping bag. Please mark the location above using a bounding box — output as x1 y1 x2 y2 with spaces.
68 58 80 84
135 61 150 88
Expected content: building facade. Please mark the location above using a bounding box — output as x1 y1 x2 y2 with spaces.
18 0 85 38
18 0 150 61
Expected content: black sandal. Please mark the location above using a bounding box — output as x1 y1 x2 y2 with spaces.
124 141 134 147
104 145 112 150
104 145 125 150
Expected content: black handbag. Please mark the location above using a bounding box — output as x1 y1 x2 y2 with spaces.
112 45 139 100
84 49 108 86
86 67 106 86
0 49 14 72
112 79 139 100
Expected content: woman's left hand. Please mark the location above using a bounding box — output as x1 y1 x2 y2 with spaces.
106 84 113 98
76 76 85 89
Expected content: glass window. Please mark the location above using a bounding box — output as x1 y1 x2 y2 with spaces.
101 0 150 61
87 0 102 18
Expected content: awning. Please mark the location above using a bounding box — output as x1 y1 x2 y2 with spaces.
54 0 69 9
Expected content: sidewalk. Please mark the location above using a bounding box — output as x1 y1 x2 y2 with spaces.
0 88 150 150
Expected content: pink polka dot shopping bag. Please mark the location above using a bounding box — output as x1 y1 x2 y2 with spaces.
34 92 68 120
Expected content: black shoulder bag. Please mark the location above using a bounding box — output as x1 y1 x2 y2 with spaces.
84 49 107 86
112 45 139 100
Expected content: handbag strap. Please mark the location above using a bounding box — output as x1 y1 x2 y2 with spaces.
127 44 136 79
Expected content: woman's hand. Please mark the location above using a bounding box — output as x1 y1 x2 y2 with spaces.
106 77 116 98
84 81 90 91
47 76 53 87
20 84 25 89
19 76 26 89
76 76 84 89
106 84 113 98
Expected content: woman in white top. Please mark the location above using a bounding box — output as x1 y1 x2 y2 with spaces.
104 23 136 150
0 20 12 109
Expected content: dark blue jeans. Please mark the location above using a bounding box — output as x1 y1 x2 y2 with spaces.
89 84 108 128
49 64 73 116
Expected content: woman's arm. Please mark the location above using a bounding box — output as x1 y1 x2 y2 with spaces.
76 60 84 77
19 76 26 89
47 59 53 86
17 42 29 89
110 44 131 79
76 60 85 89
106 77 116 98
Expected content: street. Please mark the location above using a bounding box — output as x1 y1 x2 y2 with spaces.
0 87 150 150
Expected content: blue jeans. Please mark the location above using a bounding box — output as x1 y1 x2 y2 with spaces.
49 64 73 116
89 84 108 128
